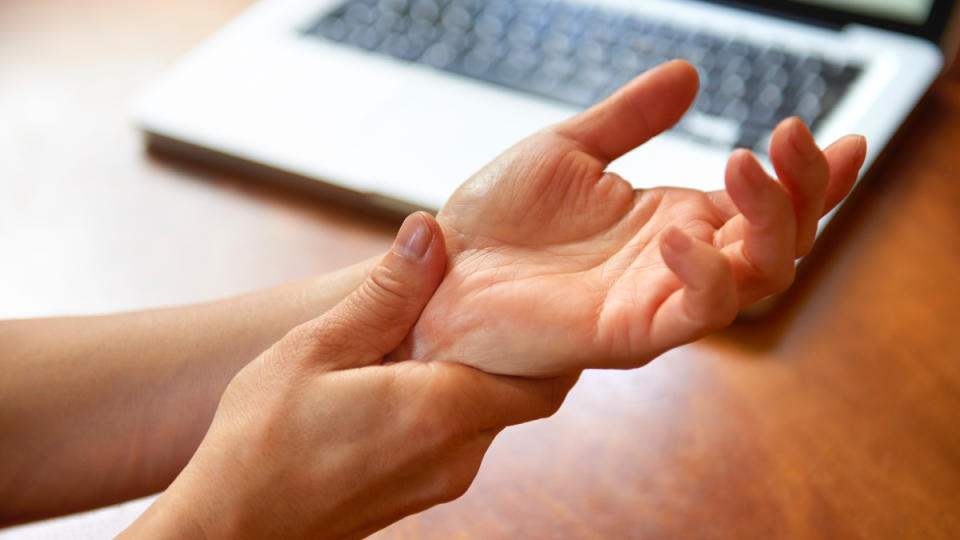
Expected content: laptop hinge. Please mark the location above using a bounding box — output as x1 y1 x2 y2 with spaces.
703 0 845 32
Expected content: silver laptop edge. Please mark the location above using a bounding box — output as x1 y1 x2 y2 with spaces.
132 0 945 220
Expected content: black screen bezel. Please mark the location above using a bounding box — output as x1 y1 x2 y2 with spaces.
705 0 956 43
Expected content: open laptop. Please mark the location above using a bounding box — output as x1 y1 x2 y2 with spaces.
133 0 952 218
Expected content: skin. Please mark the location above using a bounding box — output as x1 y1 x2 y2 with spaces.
118 212 576 540
0 259 382 524
393 60 867 376
0 60 866 537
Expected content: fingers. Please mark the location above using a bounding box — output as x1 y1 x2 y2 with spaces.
553 60 699 165
768 118 830 256
822 134 868 214
767 120 868 256
287 212 447 370
407 361 579 433
713 128 867 253
652 227 738 347
416 432 497 506
724 149 797 303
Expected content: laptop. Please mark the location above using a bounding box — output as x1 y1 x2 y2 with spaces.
133 0 952 219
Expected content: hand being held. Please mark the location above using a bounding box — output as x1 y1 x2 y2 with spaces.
394 60 867 377
123 213 576 540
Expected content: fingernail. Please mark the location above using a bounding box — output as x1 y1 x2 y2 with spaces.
854 134 867 154
789 117 817 154
395 212 432 259
664 227 692 253
739 152 768 187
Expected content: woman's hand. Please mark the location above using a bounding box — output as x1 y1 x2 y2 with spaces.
119 212 575 540
392 60 867 377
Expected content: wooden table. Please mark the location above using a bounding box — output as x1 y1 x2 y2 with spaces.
2 1 958 538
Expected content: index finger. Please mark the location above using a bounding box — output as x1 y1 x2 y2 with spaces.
822 134 868 214
553 60 700 165
408 361 580 431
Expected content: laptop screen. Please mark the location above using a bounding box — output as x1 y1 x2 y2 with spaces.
715 0 955 42
796 0 935 25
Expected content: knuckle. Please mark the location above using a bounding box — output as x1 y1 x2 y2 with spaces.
400 373 469 453
295 315 352 361
409 403 448 445
447 473 475 501
517 376 575 422
325 274 399 335
429 450 485 504
716 291 741 328
543 378 569 419
773 187 796 216
431 468 475 503
741 243 796 298
275 319 326 361
367 261 409 305
345 263 412 332
715 272 741 326
427 410 470 453
706 252 733 287
695 287 739 331
690 258 738 330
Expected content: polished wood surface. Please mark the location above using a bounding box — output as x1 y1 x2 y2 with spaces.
2 1 958 538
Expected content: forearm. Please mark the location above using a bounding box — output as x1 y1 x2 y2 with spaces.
0 256 378 525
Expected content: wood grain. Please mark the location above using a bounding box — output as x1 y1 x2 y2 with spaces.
2 1 958 538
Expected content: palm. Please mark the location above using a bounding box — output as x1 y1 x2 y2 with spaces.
398 61 866 376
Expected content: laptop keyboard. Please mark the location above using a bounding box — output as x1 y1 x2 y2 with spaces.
305 0 863 153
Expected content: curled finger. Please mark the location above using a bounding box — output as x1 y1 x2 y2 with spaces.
651 227 738 349
724 149 797 303
768 117 830 257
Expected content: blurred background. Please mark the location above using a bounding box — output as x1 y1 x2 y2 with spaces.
0 0 397 320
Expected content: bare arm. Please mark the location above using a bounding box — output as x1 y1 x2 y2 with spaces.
0 256 378 525
116 212 575 540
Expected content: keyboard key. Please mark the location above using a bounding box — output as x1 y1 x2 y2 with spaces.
677 111 739 146
380 34 414 58
345 3 377 25
611 47 641 72
305 0 864 152
757 84 784 110
551 81 597 108
374 11 408 33
722 100 750 123
543 32 574 56
441 6 472 30
381 0 409 13
461 51 494 75
577 41 608 66
540 57 576 79
348 26 383 48
736 124 771 152
719 75 746 99
421 42 457 68
315 16 349 41
411 0 441 22
507 23 539 48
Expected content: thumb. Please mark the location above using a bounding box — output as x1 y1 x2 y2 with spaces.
301 211 447 370
553 59 698 165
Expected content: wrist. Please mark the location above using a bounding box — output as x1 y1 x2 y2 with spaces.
117 486 208 540
120 451 268 540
